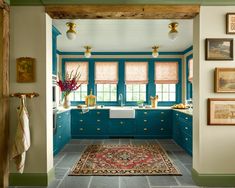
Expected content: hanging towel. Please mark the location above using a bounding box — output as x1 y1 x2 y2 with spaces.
11 95 31 173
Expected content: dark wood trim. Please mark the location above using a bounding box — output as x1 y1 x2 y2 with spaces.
0 2 10 188
45 5 200 19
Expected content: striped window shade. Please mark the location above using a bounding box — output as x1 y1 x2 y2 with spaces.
155 62 178 84
125 62 148 84
65 62 89 84
188 59 193 83
95 62 118 84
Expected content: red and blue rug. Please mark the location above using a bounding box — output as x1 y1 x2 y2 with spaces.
70 144 181 176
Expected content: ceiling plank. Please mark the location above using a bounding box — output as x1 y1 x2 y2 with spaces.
45 5 200 19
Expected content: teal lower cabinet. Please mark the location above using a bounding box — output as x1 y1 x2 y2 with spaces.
135 109 172 138
173 110 192 155
109 119 135 136
53 111 71 155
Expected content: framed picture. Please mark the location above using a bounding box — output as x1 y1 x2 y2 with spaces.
215 68 235 93
226 13 235 34
208 98 235 125
16 57 35 82
205 38 233 60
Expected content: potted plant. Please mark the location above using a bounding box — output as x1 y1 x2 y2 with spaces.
137 100 144 108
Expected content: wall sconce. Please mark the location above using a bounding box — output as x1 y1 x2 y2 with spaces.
84 46 92 58
152 46 159 58
168 22 179 40
66 22 77 40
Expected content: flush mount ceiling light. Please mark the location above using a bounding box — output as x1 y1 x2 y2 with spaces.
168 22 179 40
152 46 159 58
66 22 77 40
84 46 92 58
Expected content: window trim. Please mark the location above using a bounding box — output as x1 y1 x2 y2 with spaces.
62 58 182 106
186 54 193 100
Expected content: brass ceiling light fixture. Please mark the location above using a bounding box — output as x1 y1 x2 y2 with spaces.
152 46 159 58
66 22 77 40
84 46 92 58
168 22 179 40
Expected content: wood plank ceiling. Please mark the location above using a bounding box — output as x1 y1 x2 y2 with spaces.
45 5 200 19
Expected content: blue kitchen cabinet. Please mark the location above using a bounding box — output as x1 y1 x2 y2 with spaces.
135 110 172 138
53 110 71 155
71 109 109 138
173 110 192 155
109 119 135 136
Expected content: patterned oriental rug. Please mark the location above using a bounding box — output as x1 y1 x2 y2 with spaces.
70 144 181 176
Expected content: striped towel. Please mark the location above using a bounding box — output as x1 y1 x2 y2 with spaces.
11 95 31 173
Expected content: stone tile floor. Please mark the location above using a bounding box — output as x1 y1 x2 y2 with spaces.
10 139 235 188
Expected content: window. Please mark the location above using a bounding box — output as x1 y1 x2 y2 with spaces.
187 57 193 99
155 62 178 102
65 62 88 101
188 58 193 83
95 62 118 102
125 62 148 102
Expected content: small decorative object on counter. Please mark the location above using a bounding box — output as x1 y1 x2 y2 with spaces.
150 95 158 108
171 103 189 109
57 67 81 108
137 100 144 108
85 89 96 107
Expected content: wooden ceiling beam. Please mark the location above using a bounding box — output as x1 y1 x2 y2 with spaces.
45 5 200 19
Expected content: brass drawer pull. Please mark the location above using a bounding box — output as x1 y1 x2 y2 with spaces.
144 128 148 131
80 112 83 115
97 112 101 115
144 120 147 123
185 138 188 141
185 117 188 120
58 116 61 119
161 112 164 114
97 128 101 131
160 128 164 131
80 120 83 122
161 120 164 122
59 136 62 139
185 127 188 130
120 121 124 125
79 128 84 131
176 114 179 116
59 125 62 128
97 119 101 122
144 112 148 115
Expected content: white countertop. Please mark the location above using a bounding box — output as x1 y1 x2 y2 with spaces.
173 109 193 116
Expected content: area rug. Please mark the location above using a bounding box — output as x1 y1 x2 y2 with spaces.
69 144 181 176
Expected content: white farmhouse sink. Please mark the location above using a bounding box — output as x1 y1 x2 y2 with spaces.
109 107 135 119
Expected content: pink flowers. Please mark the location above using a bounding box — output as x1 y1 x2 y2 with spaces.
57 68 81 96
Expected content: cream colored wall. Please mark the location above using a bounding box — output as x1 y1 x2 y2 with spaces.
193 6 235 174
10 6 53 173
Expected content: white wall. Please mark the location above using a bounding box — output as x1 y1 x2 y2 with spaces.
10 6 53 173
193 6 235 174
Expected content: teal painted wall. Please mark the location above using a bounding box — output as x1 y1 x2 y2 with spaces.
9 0 235 5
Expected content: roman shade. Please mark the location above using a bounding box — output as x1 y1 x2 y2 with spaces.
188 59 193 83
95 62 118 84
125 62 148 84
65 62 88 84
155 62 178 84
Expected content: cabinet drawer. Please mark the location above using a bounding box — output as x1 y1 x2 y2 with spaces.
71 125 89 135
90 110 109 119
109 119 135 135
179 122 192 135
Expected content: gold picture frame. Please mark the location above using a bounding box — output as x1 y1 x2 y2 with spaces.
208 98 235 125
16 57 35 83
226 13 235 34
215 68 235 93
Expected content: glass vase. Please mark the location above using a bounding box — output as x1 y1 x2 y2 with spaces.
63 94 70 108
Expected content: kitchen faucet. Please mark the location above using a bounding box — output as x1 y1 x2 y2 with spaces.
118 93 124 107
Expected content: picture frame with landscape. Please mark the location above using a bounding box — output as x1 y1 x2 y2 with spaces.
215 68 235 92
208 98 235 125
205 38 233 60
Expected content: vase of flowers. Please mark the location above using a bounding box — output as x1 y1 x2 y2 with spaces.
57 68 81 108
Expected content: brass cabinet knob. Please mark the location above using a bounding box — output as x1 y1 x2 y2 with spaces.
80 119 83 122
161 112 164 114
97 119 101 122
59 125 62 128
144 120 147 123
97 112 101 115
79 128 84 131
160 128 164 131
58 116 61 119
97 128 101 131
59 136 62 139
120 121 124 125
80 112 83 115
185 127 188 130
144 112 148 115
161 120 164 122
176 114 179 116
185 117 188 120
144 128 148 131
185 138 188 141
